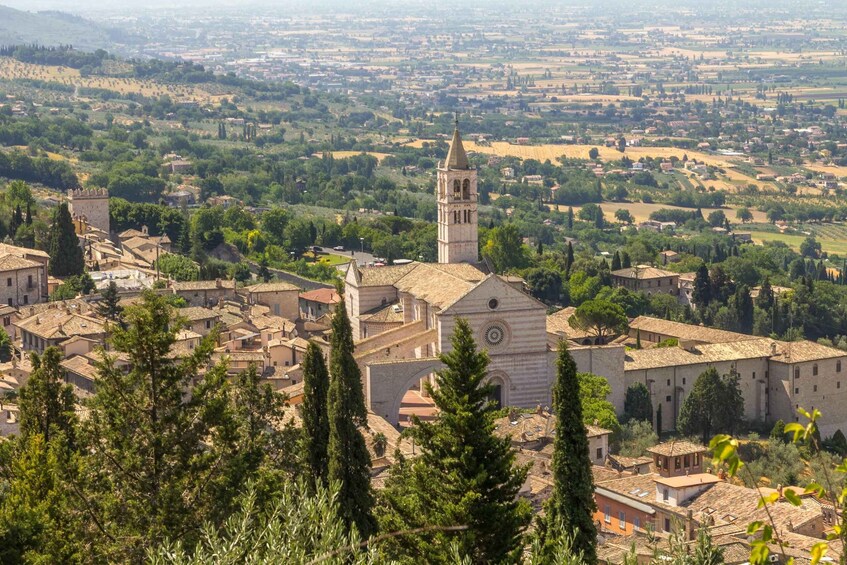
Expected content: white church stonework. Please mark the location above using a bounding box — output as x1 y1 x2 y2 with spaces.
347 122 626 425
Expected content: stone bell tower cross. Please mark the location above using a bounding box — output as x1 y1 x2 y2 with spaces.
437 118 478 264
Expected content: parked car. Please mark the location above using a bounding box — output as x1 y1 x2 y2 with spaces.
333 245 345 251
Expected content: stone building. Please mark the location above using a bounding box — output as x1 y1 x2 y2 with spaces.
0 243 49 303
246 281 300 320
611 266 679 296
68 188 110 235
624 317 847 436
345 123 626 425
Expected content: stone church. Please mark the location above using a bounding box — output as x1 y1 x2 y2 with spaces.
345 122 626 425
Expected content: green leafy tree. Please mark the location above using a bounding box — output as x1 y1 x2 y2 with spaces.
483 223 529 273
156 253 200 281
567 299 628 343
677 367 744 444
327 300 376 538
577 372 622 441
618 420 659 458
151 482 377 565
48 203 84 277
378 318 530 563
736 207 753 223
0 326 11 362
769 419 786 443
623 383 653 424
300 342 330 488
542 343 597 563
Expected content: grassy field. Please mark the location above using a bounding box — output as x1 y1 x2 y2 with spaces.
748 226 847 256
557 200 768 224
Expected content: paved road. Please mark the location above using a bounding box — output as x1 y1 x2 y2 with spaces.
315 246 379 267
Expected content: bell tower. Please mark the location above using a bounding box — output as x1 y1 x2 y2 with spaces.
437 119 478 264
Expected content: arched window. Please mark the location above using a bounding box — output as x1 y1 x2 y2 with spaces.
462 178 470 199
453 179 461 196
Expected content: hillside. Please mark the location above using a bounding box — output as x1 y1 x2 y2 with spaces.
0 5 121 51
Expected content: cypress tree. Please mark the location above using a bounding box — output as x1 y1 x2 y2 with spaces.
544 342 597 563
25 201 32 225
567 206 574 230
327 299 376 538
48 203 84 277
378 318 530 563
301 342 330 488
620 250 631 269
566 241 575 273
611 251 622 271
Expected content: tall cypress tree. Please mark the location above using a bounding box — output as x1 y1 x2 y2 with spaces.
301 342 330 488
48 203 84 277
378 318 530 563
611 251 622 271
327 299 376 538
544 342 597 563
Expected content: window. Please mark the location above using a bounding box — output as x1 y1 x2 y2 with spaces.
206 320 212 329
22 295 27 305
664 518 671 532
619 511 626 530
795 388 800 394
675 457 681 470
6 298 10 307
753 372 756 380
604 505 611 523
5 278 10 287
839 382 841 389
462 179 470 200
634 516 641 531
694 453 700 466
666 395 672 402
2 317 8 326
838 361 842 373
27 275 32 287
596 447 603 460
667 379 671 386
663 488 669 501
795 367 800 379
684 455 690 467
814 385 818 392
813 364 819 376
682 378 686 385
656 457 662 469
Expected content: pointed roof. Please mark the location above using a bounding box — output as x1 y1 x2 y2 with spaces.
444 119 470 170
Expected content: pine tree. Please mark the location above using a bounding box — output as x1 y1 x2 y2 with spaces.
96 280 123 322
300 342 330 488
378 318 531 563
327 299 376 538
18 347 76 444
48 203 84 277
544 342 597 563
78 291 236 562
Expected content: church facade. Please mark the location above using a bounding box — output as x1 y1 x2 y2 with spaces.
346 122 626 424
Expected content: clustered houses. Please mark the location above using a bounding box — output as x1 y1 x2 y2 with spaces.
588 440 832 564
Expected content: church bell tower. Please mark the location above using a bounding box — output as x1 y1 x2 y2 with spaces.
437 119 478 264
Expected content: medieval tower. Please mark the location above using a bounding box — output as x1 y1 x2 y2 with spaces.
437 120 478 264
68 188 110 235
